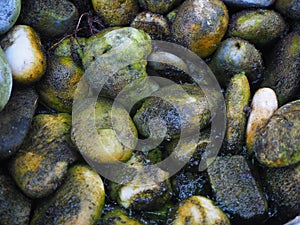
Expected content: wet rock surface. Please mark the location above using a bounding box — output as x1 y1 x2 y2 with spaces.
0 87 38 159
0 172 31 225
0 47 12 111
261 164 300 222
261 32 300 106
0 0 21 35
222 0 275 8
171 0 229 58
207 156 267 223
30 164 105 224
253 100 300 167
19 0 79 38
10 113 78 198
0 0 299 224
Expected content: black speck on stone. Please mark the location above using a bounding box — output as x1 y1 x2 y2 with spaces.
0 86 38 159
207 155 267 224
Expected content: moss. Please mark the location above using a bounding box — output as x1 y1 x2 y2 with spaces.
253 100 300 167
138 0 182 14
30 165 105 225
224 73 250 154
10 113 78 198
171 0 229 58
228 9 286 46
92 0 139 26
71 97 137 163
20 0 78 38
37 56 83 113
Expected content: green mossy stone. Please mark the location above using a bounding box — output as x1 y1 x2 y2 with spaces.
228 9 286 46
20 0 78 38
0 87 38 159
171 0 229 58
37 56 84 113
138 0 182 14
82 27 153 99
30 164 105 225
10 113 78 198
0 0 21 35
0 173 31 225
92 0 139 26
109 153 171 210
53 37 87 64
100 208 142 224
169 196 230 225
224 73 250 154
253 100 300 167
0 47 12 112
71 97 138 164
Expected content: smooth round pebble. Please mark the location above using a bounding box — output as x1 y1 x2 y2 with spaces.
138 0 182 14
222 0 275 8
0 0 21 35
171 0 229 58
92 0 139 26
246 88 278 153
253 100 300 167
0 25 46 84
20 0 78 38
131 11 170 40
0 87 38 159
0 47 12 112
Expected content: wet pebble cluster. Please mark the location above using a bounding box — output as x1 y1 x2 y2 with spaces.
0 0 299 224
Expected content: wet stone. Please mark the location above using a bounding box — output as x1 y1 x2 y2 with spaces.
92 0 139 26
131 11 170 40
275 0 300 20
262 164 300 222
0 0 21 35
30 164 105 224
228 9 286 46
19 0 78 38
0 172 31 225
209 37 263 87
207 156 267 223
10 113 78 198
0 87 38 159
0 46 12 112
222 0 275 8
253 100 300 167
171 0 229 58
261 32 300 106
138 0 182 14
